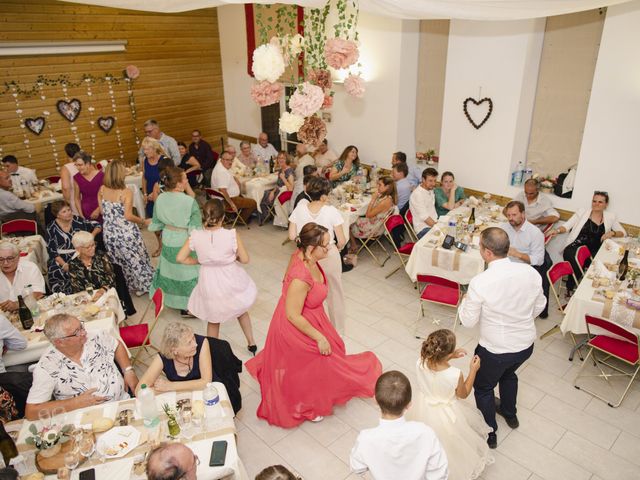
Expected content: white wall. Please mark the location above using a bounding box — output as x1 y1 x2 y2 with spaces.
570 0 640 226
438 19 545 198
216 5 419 168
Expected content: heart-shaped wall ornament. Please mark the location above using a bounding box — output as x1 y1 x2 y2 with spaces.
56 98 82 122
463 97 493 130
97 116 115 133
25 117 46 135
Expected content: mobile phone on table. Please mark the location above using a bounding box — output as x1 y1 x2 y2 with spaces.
79 468 96 480
209 440 228 467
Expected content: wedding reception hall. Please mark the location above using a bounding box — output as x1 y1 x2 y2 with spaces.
0 0 639 479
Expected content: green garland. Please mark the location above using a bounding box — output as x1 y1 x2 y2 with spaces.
1 73 127 98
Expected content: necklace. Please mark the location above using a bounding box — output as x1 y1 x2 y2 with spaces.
174 356 193 375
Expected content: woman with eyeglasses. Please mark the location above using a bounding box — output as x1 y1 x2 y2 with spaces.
547 191 626 292
246 222 381 428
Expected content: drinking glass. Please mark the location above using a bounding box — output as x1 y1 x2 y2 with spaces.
79 436 95 459
52 406 67 426
64 450 80 470
38 409 51 429
179 409 196 441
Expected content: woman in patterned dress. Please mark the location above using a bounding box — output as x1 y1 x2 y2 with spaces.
98 161 154 296
329 145 360 188
348 176 397 251
46 200 102 294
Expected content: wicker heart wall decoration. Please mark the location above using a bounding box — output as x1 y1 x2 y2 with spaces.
25 117 46 135
56 99 82 122
97 116 115 133
463 97 493 130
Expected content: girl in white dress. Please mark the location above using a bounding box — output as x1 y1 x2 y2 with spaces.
408 329 494 480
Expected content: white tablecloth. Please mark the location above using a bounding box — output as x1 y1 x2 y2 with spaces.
560 239 640 335
336 198 370 239
25 190 64 209
239 174 278 213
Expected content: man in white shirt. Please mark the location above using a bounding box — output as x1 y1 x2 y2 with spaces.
458 227 546 448
313 138 338 172
139 119 181 166
252 132 278 164
350 370 448 480
500 200 551 318
292 143 315 201
0 311 30 416
513 179 559 229
0 242 45 313
409 167 438 239
2 155 38 192
211 151 257 224
0 170 36 222
224 145 251 176
25 313 137 420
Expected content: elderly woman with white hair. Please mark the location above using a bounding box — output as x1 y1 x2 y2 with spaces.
24 313 137 420
137 322 243 413
68 231 136 314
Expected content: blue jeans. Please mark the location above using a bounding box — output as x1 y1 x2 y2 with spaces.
416 227 431 239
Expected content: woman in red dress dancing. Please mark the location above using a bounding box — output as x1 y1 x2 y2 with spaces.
246 222 381 427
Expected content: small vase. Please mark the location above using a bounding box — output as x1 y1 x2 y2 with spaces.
39 442 61 458
167 418 180 438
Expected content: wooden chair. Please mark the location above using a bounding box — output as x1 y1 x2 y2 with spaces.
383 214 414 279
0 219 37 238
574 315 640 407
415 274 461 336
119 288 164 367
205 188 248 229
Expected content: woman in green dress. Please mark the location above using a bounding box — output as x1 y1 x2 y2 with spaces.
434 171 465 217
149 166 202 314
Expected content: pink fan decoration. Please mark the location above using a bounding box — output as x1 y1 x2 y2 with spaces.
308 69 333 90
289 82 325 118
344 74 365 98
297 116 327 147
125 65 140 80
324 38 359 70
251 81 284 107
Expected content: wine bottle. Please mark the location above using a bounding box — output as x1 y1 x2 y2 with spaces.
619 249 630 281
17 296 33 330
0 421 18 467
468 207 476 233
269 156 275 174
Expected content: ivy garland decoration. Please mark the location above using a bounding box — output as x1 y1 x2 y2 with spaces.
0 74 127 98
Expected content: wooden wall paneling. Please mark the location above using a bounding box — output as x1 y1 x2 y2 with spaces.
0 0 227 177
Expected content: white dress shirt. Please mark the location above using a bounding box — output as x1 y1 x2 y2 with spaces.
0 312 27 373
211 162 240 197
350 416 449 480
292 154 315 200
459 257 546 354
9 166 38 191
513 191 559 227
0 259 45 303
409 186 437 233
499 220 545 266
252 143 278 162
0 189 35 220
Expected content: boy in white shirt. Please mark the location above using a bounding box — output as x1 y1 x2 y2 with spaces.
350 371 449 480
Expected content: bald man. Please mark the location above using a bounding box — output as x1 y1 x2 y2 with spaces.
252 132 278 163
147 443 199 480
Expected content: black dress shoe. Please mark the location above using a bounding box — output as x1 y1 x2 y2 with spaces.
495 398 519 429
180 310 195 318
487 432 497 449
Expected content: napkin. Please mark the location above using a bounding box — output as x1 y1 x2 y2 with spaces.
592 260 616 281
73 457 134 480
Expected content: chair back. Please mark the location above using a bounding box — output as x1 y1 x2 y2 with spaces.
542 223 554 234
585 315 639 346
405 209 413 225
404 209 417 240
385 214 405 233
576 245 592 274
277 190 293 204
0 219 37 237
45 175 61 184
205 188 224 200
151 288 164 320
416 274 459 291
547 261 575 285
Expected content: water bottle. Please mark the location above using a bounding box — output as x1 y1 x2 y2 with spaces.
511 161 524 186
448 219 457 239
203 382 222 426
523 168 533 182
23 284 39 319
138 384 159 428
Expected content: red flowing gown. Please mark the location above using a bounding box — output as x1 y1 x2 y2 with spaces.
246 253 382 428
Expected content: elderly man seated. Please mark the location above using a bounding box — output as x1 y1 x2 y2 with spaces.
0 241 45 313
147 442 199 480
513 178 560 230
24 313 137 420
0 170 36 223
211 151 257 224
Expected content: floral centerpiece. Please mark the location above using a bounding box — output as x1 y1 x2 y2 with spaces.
539 177 555 193
162 403 181 438
25 423 73 457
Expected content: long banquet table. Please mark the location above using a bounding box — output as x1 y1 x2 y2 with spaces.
238 173 278 213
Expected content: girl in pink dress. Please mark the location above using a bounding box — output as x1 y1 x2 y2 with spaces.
246 222 382 428
176 199 257 353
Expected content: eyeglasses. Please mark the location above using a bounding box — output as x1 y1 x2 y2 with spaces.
57 322 86 340
0 255 18 263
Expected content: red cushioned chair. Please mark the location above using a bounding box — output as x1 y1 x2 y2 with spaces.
404 209 418 241
575 245 592 276
574 315 640 408
205 188 248 229
540 261 578 340
383 214 415 280
0 219 37 238
415 274 461 336
45 175 61 184
119 288 164 367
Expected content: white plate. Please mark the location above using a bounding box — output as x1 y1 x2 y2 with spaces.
96 425 140 458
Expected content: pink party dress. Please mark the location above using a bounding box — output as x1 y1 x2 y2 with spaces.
186 228 257 323
246 253 382 428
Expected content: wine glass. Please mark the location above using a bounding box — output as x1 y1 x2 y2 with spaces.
79 436 95 459
64 450 80 470
179 409 195 441
38 409 51 429
52 406 67 426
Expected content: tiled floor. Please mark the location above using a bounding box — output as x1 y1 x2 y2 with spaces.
130 222 640 480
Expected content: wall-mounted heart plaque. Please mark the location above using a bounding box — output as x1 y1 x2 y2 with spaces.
25 117 46 135
56 99 82 122
463 97 493 130
97 116 115 133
